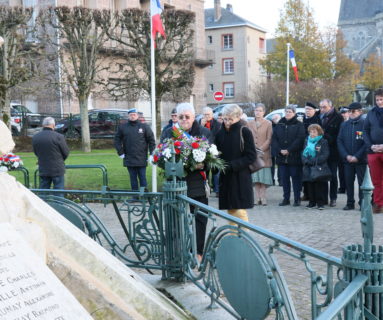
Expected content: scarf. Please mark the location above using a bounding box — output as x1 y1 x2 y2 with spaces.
303 135 322 158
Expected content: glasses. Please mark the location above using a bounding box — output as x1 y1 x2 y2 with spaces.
223 117 235 122
171 114 178 117
350 110 361 113
179 115 192 120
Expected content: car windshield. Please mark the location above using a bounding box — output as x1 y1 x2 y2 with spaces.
12 105 33 113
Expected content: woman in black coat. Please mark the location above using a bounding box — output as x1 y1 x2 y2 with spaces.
272 105 305 206
214 104 256 224
302 124 330 210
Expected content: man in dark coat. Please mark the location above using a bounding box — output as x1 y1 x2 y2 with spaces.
272 105 305 206
337 102 367 211
319 99 343 207
337 106 351 194
161 103 211 260
160 108 178 141
364 88 383 214
114 108 155 191
199 106 221 196
32 117 69 190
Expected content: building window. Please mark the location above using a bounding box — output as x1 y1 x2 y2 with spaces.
222 58 234 74
209 84 214 92
223 82 234 98
208 35 213 44
222 34 233 50
259 37 265 53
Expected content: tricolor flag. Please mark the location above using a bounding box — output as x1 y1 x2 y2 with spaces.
289 49 299 82
151 0 166 42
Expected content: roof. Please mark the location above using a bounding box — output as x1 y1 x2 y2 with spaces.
205 8 267 33
338 0 383 22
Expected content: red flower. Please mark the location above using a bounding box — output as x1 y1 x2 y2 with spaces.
175 148 181 154
174 141 181 147
191 142 199 149
153 155 159 163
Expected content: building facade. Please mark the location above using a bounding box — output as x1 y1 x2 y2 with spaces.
338 0 383 68
1 0 210 121
204 0 266 106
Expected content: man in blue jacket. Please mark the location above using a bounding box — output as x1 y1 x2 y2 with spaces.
114 108 155 191
337 103 367 210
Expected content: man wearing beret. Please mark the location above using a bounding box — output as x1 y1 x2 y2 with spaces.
364 88 383 214
114 108 155 192
337 102 367 210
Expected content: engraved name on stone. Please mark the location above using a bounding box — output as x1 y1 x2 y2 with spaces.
0 224 92 320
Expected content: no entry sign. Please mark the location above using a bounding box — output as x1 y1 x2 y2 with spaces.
213 91 224 102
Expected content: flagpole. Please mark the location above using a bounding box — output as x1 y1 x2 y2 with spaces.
150 4 157 192
286 42 290 106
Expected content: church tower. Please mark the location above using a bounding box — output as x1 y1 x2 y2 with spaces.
339 0 383 22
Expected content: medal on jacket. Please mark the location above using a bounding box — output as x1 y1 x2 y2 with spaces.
138 128 143 133
356 131 363 140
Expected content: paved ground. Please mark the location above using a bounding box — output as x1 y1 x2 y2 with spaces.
88 183 383 319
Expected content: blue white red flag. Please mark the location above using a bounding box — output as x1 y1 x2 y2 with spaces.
151 0 166 41
289 49 299 82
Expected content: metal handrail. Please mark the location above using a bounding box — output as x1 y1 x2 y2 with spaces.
33 164 108 188
11 166 30 188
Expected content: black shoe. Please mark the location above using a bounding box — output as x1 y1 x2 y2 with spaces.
293 200 301 207
338 188 346 194
279 200 290 206
317 205 325 210
306 203 316 209
330 200 336 207
343 205 355 211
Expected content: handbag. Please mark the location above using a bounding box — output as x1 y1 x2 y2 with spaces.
310 162 332 181
240 126 265 173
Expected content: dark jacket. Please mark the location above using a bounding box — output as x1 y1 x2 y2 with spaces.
301 137 329 182
364 106 383 153
214 121 256 210
162 121 211 198
337 115 367 164
272 115 305 166
160 119 177 142
199 118 221 139
114 120 156 167
32 127 69 177
303 111 321 134
320 109 343 161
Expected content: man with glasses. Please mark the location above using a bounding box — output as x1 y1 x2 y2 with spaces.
114 108 155 192
337 103 367 211
319 99 343 207
199 107 221 197
161 103 211 262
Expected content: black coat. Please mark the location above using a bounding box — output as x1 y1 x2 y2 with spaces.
161 121 211 198
214 121 256 210
160 119 176 142
32 127 69 177
272 116 305 166
320 109 343 161
364 106 383 153
303 112 321 134
114 120 156 167
337 115 367 164
301 137 329 182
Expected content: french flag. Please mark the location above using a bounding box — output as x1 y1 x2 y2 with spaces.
151 0 166 41
289 49 299 82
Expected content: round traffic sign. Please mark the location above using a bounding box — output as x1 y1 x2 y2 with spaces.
213 91 224 102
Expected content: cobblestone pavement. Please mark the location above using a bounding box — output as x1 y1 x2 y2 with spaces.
88 183 383 319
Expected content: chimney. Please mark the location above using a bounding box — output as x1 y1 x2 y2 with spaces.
214 0 221 22
226 4 233 13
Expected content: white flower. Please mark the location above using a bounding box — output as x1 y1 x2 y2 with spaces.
193 149 206 162
208 144 219 156
149 155 154 163
0 166 8 172
163 148 172 159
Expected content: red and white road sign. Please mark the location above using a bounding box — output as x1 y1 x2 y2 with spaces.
213 91 224 102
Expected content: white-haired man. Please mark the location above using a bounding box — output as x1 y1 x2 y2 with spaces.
32 117 70 190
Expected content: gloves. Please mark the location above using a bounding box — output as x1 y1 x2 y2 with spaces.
119 154 125 159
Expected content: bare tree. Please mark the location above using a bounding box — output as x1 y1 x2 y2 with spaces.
102 9 195 135
39 6 113 152
0 6 35 125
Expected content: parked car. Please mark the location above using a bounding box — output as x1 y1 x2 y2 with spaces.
265 107 306 122
11 104 42 128
10 115 22 136
55 109 146 138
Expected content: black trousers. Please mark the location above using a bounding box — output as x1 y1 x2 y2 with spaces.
307 181 327 206
338 161 346 191
344 163 367 207
323 160 338 201
190 196 208 255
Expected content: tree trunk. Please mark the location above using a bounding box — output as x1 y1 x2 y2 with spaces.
79 96 91 152
1 35 10 127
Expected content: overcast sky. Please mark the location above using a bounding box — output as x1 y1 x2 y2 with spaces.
204 0 342 37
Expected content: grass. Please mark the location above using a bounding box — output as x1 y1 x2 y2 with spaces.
9 149 165 191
